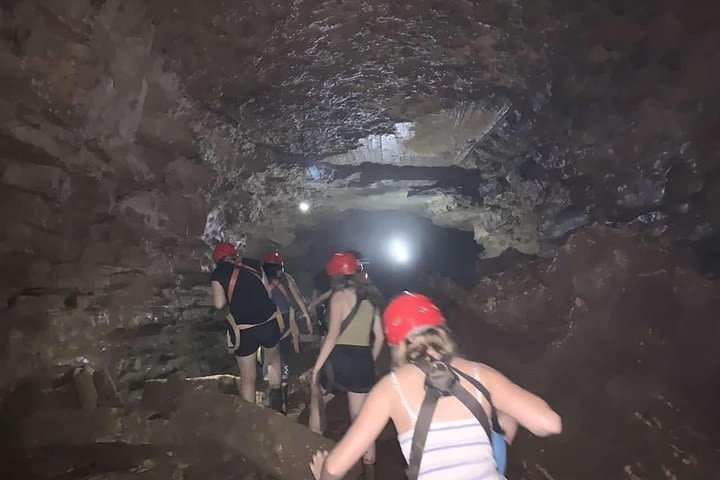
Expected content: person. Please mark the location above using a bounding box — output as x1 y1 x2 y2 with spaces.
309 270 332 336
309 292 562 480
309 251 385 470
209 241 285 412
308 251 383 336
261 250 314 413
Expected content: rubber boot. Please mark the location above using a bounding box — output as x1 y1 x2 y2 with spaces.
269 388 284 414
281 384 289 415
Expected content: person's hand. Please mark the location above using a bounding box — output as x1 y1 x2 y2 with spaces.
309 449 329 479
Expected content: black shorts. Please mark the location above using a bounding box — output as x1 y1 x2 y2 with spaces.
320 345 375 394
230 318 281 357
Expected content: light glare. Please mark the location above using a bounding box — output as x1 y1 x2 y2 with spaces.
298 201 310 212
389 238 410 263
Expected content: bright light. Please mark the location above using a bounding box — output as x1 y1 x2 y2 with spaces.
298 201 310 213
389 238 410 264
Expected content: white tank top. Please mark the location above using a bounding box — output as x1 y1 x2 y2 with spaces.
390 365 503 480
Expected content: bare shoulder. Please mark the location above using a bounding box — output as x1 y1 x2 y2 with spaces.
374 373 394 390
391 364 424 384
451 358 504 382
367 373 395 399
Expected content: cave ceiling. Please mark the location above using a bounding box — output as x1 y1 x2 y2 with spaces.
144 0 719 258
2 0 720 260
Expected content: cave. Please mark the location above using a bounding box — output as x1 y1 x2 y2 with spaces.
2 0 720 479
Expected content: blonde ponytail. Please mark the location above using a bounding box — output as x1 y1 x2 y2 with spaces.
391 326 457 367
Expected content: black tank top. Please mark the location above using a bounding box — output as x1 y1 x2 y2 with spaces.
209 259 276 325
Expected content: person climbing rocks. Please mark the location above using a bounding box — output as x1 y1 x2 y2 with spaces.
309 251 385 472
309 292 562 480
209 241 285 412
261 250 314 414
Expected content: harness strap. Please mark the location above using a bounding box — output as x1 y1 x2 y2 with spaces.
270 281 290 300
451 366 503 434
448 380 492 441
239 263 266 288
227 266 240 303
406 357 501 479
406 386 442 480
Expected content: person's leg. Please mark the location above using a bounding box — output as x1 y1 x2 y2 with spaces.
348 392 375 464
256 347 267 381
278 336 291 413
235 353 257 403
263 344 281 389
309 386 334 434
264 343 285 413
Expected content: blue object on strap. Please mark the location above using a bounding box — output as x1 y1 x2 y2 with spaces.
491 430 507 475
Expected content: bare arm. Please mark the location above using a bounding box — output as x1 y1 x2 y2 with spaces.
316 377 393 478
497 411 519 444
308 289 332 310
312 292 343 375
371 309 384 361
211 281 226 309
484 367 562 437
288 275 313 333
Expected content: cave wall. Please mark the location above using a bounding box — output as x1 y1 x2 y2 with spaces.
0 0 220 391
430 226 720 479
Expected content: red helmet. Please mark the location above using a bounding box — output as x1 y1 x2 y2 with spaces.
383 292 445 346
263 251 284 266
326 251 361 276
212 242 237 261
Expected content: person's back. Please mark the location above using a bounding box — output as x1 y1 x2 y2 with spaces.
211 257 276 325
209 243 283 411
389 358 502 479
333 288 374 347
309 292 561 480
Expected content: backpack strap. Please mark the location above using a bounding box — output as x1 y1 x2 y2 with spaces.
338 297 363 338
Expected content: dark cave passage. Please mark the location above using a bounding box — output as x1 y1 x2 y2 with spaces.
286 210 484 297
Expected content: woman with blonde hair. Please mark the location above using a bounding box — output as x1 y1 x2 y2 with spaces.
310 292 562 479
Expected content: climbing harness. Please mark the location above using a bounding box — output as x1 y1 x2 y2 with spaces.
224 262 284 354
268 272 307 353
406 356 507 479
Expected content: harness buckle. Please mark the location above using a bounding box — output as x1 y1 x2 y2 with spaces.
423 360 457 396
